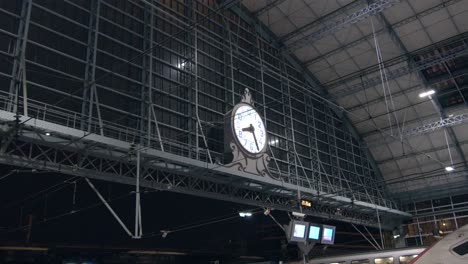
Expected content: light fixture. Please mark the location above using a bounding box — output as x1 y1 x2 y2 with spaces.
445 166 454 172
443 223 446 226
239 212 252 218
45 132 51 136
160 230 170 238
268 139 279 145
393 234 400 239
177 62 186 68
419 90 435 98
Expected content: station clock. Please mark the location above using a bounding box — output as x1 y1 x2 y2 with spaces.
223 88 272 178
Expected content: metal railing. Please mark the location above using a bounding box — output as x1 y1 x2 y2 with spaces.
0 91 396 209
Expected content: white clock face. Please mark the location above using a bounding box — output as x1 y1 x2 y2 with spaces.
233 105 267 154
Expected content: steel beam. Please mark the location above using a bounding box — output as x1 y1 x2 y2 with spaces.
254 0 286 16
81 0 103 135
281 0 365 42
329 44 468 99
285 0 399 52
435 50 468 106
0 110 411 228
303 0 463 66
347 73 468 112
377 139 468 164
7 0 32 115
85 177 133 237
365 113 468 147
370 11 468 172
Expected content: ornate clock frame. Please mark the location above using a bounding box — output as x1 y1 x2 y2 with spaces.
223 88 272 178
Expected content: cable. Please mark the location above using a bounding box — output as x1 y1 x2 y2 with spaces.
0 190 133 236
143 208 263 238
3 176 81 209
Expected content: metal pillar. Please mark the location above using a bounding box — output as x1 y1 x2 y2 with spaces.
256 36 281 177
7 0 32 115
81 0 103 135
194 28 212 163
280 60 304 209
134 148 142 238
141 2 163 151
221 15 235 108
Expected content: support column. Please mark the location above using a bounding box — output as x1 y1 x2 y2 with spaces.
280 60 302 209
256 36 281 177
194 28 212 163
134 147 142 238
81 0 103 135
141 2 163 151
7 0 32 115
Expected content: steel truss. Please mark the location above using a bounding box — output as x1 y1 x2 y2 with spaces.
330 43 468 99
304 0 463 66
366 113 468 147
0 110 409 229
285 0 399 52
0 0 411 230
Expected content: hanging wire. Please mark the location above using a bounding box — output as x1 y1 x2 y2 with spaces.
370 17 393 135
442 127 454 168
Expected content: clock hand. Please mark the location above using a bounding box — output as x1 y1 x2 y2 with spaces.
242 126 252 132
250 124 259 151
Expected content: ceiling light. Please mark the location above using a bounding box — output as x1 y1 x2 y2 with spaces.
419 90 435 98
239 212 252 218
393 234 400 239
445 166 454 172
45 132 51 136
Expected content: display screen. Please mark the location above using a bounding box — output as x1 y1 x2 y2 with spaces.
321 225 336 244
293 223 307 238
308 225 321 240
289 220 309 242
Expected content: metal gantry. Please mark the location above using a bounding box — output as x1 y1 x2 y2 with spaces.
0 110 409 228
0 0 410 230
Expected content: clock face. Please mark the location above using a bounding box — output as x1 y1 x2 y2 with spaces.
233 104 267 154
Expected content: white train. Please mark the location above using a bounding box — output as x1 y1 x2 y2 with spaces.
410 222 468 264
304 223 468 264
306 247 425 264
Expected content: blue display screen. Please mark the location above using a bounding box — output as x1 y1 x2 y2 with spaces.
308 225 321 240
322 227 334 242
